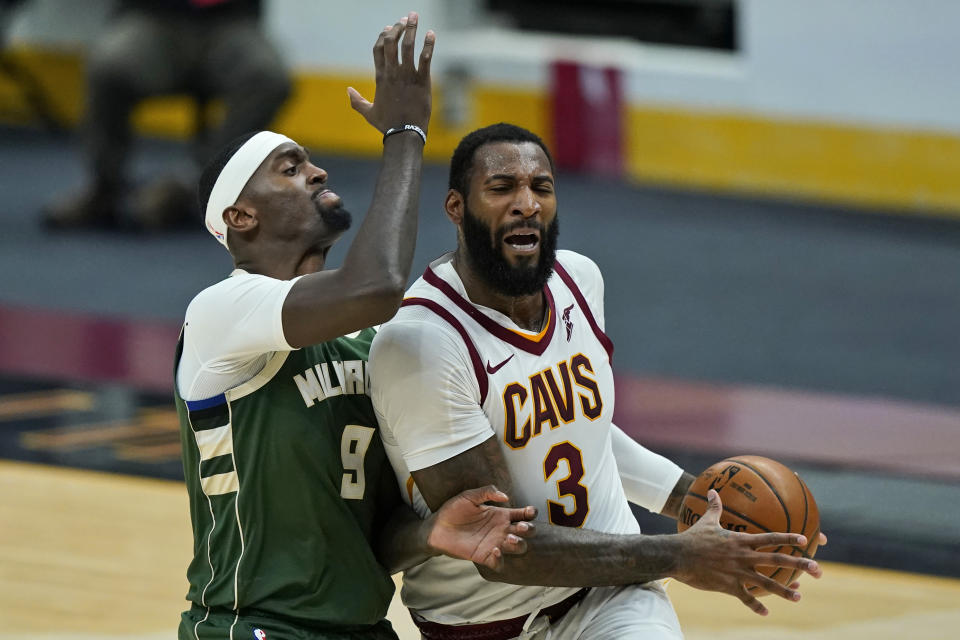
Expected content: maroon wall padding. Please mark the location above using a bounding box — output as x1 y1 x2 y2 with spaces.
551 60 624 176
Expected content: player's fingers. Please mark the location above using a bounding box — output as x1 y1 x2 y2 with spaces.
804 559 822 578
819 531 828 546
701 489 723 524
744 531 807 549
462 485 509 505
399 11 418 69
504 506 537 525
755 552 821 579
749 578 801 599
744 574 801 602
372 26 388 80
499 533 528 556
418 30 436 78
347 87 372 116
739 591 769 616
477 545 504 572
383 16 406 72
517 505 537 521
507 521 535 539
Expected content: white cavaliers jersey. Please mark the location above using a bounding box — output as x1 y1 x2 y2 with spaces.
370 251 644 624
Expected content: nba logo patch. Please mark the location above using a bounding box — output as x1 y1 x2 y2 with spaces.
253 629 266 640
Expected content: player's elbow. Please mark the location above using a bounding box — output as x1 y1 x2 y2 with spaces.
348 274 406 323
366 280 405 321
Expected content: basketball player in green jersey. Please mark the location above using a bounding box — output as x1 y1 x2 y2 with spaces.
174 14 536 640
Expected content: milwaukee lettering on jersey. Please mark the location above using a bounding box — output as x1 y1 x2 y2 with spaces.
293 360 369 407
502 353 603 449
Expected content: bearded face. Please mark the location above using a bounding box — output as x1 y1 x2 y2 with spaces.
461 203 559 296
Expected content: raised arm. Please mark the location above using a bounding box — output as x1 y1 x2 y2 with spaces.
282 13 435 347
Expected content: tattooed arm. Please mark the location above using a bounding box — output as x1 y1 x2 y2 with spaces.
411 436 821 615
412 437 675 586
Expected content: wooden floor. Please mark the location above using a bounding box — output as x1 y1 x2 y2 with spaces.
2 460 957 640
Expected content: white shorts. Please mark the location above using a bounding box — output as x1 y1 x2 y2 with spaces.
518 582 683 640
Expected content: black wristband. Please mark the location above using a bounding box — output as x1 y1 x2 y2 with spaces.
383 124 427 145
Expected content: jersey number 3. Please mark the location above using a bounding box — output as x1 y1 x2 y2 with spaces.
341 425 375 499
544 441 589 527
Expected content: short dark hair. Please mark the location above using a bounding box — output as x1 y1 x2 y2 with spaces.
448 123 554 198
197 130 261 216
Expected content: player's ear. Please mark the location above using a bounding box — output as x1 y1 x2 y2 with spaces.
444 189 464 225
223 204 258 233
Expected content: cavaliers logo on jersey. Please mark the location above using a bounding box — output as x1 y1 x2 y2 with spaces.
562 304 574 341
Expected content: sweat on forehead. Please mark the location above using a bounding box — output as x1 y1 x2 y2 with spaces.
472 141 551 174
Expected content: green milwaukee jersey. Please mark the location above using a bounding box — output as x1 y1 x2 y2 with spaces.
174 326 398 630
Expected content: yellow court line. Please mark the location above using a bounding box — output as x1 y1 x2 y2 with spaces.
19 415 178 450
114 441 184 462
0 390 95 420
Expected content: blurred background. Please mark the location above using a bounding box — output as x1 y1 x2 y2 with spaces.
0 1 958 638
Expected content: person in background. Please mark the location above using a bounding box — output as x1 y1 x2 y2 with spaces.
44 0 291 231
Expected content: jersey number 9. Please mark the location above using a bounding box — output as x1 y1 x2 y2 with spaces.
340 425 375 499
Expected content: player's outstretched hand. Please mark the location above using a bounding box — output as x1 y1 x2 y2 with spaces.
672 490 822 616
348 11 434 135
427 485 537 572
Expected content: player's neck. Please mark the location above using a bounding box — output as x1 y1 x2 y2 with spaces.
453 254 546 332
235 245 328 280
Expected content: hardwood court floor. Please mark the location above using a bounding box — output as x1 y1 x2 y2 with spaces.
1 460 957 640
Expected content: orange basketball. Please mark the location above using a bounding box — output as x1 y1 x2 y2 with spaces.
677 455 820 591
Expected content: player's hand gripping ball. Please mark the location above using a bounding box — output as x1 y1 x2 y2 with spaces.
677 455 821 592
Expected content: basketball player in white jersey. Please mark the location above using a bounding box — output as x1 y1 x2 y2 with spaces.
369 123 823 640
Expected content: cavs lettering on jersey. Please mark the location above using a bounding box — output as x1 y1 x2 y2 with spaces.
370 250 640 625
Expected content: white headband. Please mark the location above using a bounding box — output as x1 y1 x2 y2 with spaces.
205 130 295 249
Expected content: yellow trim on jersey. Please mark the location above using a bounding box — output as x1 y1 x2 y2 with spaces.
405 475 416 505
505 308 553 342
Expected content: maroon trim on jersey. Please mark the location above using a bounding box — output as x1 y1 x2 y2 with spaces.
422 266 557 355
553 261 614 362
401 297 489 405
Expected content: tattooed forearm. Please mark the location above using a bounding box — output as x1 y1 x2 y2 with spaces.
412 436 685 587
477 525 681 586
413 437 516 511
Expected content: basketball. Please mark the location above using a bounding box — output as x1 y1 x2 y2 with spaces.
677 455 821 591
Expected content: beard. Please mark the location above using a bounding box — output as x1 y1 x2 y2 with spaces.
313 190 352 232
461 205 559 297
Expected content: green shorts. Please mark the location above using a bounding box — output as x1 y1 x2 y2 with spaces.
179 605 399 640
